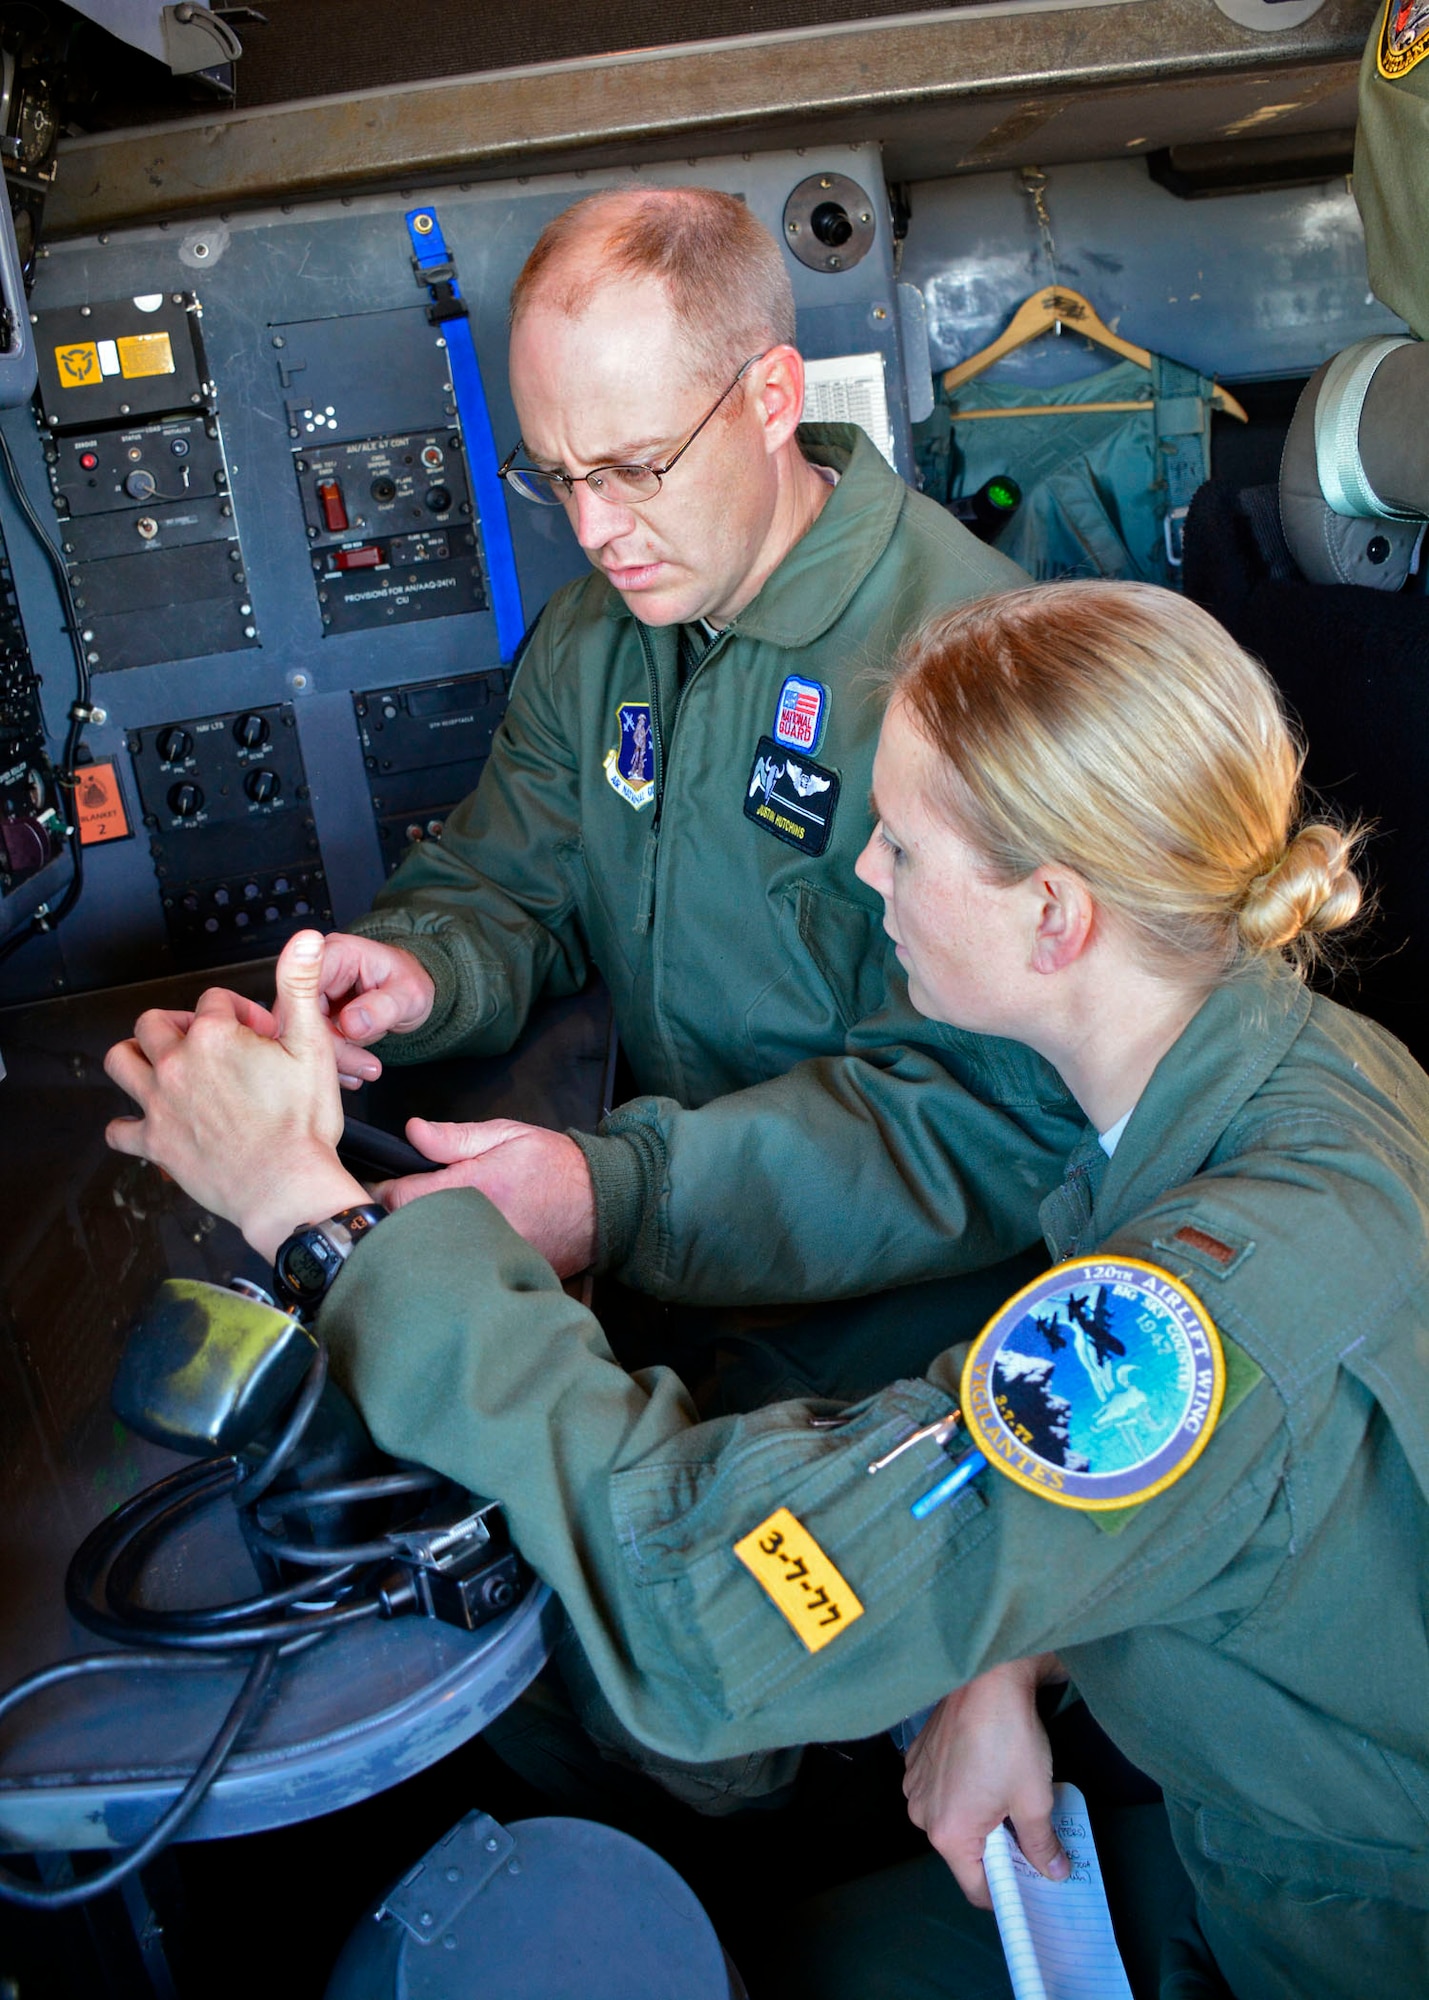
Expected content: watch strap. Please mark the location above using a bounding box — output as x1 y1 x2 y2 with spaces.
273 1202 386 1312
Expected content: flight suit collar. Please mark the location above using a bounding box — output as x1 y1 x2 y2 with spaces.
1039 959 1314 1260
600 423 902 651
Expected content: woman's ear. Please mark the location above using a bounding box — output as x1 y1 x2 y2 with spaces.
1029 868 1095 974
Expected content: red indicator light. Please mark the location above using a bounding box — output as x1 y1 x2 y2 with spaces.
317 478 349 532
334 544 382 570
79 451 99 470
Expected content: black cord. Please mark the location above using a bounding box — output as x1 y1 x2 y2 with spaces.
235 1345 327 1506
0 1646 278 1910
1 1334 448 1907
0 416 91 966
67 1455 382 1650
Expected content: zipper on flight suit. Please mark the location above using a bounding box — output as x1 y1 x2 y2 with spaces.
633 619 731 934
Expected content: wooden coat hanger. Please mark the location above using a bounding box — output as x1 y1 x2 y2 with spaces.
941 286 1248 422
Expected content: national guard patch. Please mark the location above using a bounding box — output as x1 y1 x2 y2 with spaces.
744 736 840 854
772 674 829 756
959 1256 1226 1512
603 701 655 810
1379 0 1429 75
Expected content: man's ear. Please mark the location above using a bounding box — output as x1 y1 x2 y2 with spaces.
752 345 805 455
1029 868 1095 974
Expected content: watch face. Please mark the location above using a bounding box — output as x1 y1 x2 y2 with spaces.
280 1236 335 1300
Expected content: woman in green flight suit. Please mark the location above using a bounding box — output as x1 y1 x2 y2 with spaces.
107 582 1428 1999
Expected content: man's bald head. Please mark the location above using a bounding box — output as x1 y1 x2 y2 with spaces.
509 187 796 388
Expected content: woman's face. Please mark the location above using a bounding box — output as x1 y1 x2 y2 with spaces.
855 698 1038 1036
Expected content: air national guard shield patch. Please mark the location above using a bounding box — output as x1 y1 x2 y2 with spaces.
603 701 655 810
1379 0 1429 76
960 1256 1226 1511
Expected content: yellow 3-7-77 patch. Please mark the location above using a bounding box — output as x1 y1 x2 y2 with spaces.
733 1507 863 1654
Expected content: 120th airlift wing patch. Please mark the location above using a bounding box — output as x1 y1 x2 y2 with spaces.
1379 0 1429 76
733 1507 864 1653
960 1256 1227 1510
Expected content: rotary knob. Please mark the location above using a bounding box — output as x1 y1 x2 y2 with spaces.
244 768 280 804
233 712 270 751
156 726 192 763
167 781 204 819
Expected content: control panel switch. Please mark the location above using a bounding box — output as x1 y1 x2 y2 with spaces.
317 477 348 532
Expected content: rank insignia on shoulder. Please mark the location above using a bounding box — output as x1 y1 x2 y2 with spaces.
959 1256 1226 1512
1379 0 1429 74
733 1506 864 1654
772 674 829 755
603 700 655 810
744 736 840 855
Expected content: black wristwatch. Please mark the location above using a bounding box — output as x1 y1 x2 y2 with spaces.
273 1203 385 1316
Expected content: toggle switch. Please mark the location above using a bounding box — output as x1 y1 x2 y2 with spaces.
317 478 349 533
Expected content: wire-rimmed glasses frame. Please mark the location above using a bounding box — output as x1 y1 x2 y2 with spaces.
498 351 769 509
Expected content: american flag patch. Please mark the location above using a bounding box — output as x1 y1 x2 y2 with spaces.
772 675 829 755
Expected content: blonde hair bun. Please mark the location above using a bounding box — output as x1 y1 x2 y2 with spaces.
1238 824 1363 953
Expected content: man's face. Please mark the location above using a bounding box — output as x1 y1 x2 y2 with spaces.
509 277 783 627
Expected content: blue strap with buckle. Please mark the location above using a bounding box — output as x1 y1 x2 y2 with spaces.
406 206 525 660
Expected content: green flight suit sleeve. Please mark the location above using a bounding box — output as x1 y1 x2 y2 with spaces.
572 985 1086 1304
321 1187 1285 1767
347 606 592 1064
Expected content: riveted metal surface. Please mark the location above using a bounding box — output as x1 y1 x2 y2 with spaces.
46 0 1374 235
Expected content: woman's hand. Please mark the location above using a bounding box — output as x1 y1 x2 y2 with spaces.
105 930 369 1261
903 1655 1070 1909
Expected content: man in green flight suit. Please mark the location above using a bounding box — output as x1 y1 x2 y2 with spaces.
311 185 1077 1403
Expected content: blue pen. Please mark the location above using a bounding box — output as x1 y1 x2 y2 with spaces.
911 1450 987 1519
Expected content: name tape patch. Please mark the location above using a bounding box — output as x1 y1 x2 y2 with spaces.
960 1256 1226 1512
744 736 840 855
733 1506 864 1653
603 700 655 810
772 674 829 755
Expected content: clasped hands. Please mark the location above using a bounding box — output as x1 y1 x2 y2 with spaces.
106 930 1066 1905
103 928 597 1275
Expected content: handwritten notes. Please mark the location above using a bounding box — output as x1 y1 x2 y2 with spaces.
983 1783 1133 2000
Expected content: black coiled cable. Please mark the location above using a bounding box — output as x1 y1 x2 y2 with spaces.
0 1343 444 1908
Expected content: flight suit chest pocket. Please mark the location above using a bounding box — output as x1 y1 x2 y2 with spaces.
795 882 889 1026
742 880 888 1077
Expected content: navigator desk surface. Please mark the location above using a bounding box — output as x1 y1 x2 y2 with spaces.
0 964 613 1852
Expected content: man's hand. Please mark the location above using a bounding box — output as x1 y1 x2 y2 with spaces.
105 930 369 1262
379 1116 597 1277
317 933 438 1085
903 1655 1070 1909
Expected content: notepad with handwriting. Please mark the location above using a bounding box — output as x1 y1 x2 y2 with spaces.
982 1782 1133 2000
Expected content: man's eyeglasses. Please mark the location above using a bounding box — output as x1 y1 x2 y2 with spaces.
499 352 768 509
